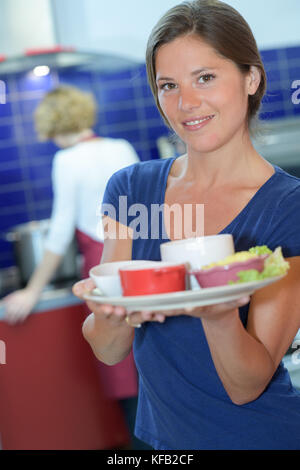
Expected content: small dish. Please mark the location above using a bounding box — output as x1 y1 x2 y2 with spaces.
119 261 187 296
83 274 286 312
89 260 154 296
190 256 267 288
160 234 235 270
160 234 235 290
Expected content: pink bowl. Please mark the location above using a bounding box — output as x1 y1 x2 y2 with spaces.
190 255 267 288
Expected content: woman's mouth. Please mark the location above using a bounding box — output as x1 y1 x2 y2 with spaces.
182 115 215 131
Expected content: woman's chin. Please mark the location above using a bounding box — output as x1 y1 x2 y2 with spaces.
187 138 223 155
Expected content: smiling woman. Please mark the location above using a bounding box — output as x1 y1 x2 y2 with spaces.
73 0 300 451
146 0 267 131
154 35 262 157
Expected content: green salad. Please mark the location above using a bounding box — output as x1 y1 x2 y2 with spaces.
229 245 290 284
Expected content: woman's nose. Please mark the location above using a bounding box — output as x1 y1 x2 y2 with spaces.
178 86 202 112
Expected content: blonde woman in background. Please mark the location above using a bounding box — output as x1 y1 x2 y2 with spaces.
3 85 144 449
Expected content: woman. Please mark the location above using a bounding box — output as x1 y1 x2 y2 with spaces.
73 0 300 450
3 85 139 320
3 85 141 449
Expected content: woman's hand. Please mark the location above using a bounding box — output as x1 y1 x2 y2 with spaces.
73 278 250 327
72 278 170 327
72 278 167 364
126 295 251 326
2 288 40 324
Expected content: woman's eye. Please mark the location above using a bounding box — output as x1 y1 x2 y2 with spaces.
198 74 215 84
160 83 176 91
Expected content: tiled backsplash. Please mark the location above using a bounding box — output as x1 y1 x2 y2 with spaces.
0 45 299 269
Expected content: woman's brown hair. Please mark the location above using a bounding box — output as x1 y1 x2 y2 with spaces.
146 0 267 129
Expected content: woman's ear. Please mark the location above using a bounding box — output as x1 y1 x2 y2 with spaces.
247 66 261 96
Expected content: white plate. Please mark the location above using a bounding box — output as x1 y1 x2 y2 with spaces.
83 275 285 313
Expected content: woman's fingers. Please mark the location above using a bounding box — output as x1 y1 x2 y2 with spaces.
3 289 39 324
72 278 96 298
182 295 250 318
85 302 128 327
126 310 167 325
76 286 250 326
126 295 251 323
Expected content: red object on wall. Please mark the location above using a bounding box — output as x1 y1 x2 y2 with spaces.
25 46 76 56
0 303 129 450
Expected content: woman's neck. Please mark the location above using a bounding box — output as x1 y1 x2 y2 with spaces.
55 129 99 148
70 129 96 146
180 130 268 190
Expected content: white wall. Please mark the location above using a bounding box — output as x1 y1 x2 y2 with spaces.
52 0 300 62
226 0 300 49
0 0 299 59
0 0 56 56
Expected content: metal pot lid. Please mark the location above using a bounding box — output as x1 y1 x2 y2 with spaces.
7 219 51 234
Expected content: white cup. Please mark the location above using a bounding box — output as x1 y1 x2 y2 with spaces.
89 260 155 297
160 234 235 289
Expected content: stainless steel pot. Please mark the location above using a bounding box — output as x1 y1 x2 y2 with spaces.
5 219 80 285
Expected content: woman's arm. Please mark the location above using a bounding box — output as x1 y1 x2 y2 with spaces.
74 217 137 365
125 256 300 405
3 153 77 323
3 250 63 323
199 256 300 405
74 216 167 364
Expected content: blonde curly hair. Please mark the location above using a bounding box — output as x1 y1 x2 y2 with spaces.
34 86 97 140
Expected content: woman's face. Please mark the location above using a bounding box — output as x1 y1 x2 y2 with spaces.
155 34 259 155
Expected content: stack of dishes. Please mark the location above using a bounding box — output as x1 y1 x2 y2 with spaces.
85 235 288 311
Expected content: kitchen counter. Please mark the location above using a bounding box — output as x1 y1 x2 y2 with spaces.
0 283 130 450
1 283 299 392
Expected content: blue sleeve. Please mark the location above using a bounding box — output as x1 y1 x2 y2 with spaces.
266 186 300 257
101 163 138 226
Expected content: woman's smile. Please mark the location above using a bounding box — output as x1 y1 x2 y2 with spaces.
182 114 215 131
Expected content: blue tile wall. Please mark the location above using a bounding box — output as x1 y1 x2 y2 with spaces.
0 45 300 269
260 46 300 119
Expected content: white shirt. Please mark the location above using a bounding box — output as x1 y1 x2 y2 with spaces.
44 138 139 255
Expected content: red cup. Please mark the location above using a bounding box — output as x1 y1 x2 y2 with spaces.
119 262 187 296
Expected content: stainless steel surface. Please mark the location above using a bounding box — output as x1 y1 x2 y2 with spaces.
252 117 300 170
157 117 300 171
5 219 79 285
0 51 139 75
0 266 21 296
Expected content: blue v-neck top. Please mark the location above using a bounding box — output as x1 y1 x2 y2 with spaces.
102 157 300 450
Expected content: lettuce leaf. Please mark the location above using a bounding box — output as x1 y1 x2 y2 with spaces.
228 269 262 284
228 246 289 284
262 246 290 277
248 245 272 256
